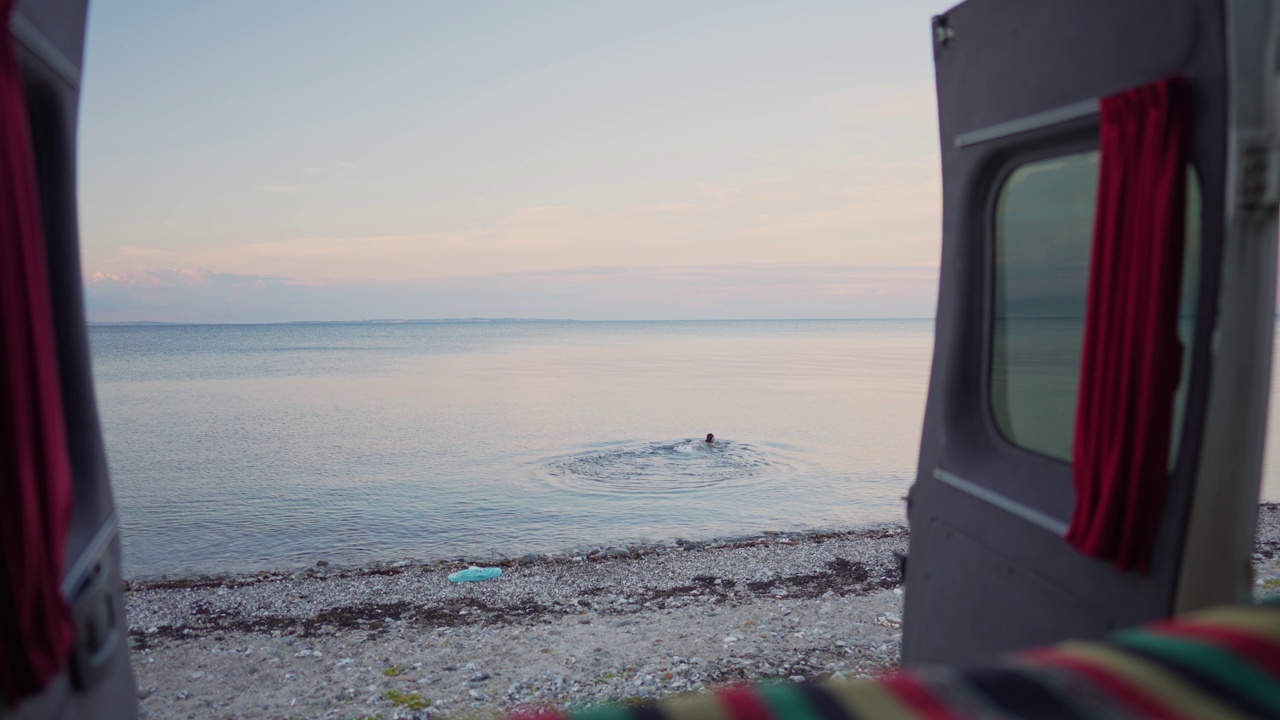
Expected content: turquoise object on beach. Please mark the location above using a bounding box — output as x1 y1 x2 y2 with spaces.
448 566 502 582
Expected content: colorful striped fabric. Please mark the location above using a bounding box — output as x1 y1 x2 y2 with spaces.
508 599 1280 720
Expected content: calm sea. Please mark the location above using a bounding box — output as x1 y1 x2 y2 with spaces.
91 320 928 577
89 320 1280 578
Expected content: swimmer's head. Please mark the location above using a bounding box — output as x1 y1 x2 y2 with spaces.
705 433 715 443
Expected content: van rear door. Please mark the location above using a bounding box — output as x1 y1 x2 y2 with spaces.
903 0 1280 664
5 1 138 717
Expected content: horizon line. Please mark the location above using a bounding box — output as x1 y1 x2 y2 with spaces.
88 316 939 327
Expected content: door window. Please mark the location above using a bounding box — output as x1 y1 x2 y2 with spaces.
991 151 1200 461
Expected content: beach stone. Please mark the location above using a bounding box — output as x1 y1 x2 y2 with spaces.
605 548 631 558
140 511 1280 717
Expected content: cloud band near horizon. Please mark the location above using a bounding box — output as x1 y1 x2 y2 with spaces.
85 263 940 323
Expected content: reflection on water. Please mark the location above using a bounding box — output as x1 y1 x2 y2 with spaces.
88 319 1280 578
91 320 931 577
543 439 780 494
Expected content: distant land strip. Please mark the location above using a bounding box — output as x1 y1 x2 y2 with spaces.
88 317 571 326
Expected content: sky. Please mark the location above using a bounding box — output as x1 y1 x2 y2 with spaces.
78 1 952 322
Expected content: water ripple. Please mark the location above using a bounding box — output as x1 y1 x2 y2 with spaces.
540 439 783 495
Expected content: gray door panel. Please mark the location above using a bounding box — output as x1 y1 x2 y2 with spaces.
4 2 138 718
904 0 1230 664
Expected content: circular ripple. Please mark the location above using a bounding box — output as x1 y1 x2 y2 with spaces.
541 439 777 495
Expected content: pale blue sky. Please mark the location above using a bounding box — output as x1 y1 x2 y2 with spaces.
79 1 951 322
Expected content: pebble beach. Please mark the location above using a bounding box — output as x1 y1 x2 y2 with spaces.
125 505 1280 720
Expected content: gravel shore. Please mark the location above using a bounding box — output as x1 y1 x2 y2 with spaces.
127 505 1280 720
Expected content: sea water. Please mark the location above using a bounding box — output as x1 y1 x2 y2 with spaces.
91 320 930 577
89 319 1280 578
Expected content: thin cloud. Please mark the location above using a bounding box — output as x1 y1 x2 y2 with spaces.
98 160 942 284
85 264 939 324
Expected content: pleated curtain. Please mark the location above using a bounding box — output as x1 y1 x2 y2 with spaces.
1066 77 1191 573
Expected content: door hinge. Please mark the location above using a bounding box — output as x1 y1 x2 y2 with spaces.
932 15 954 48
1239 140 1280 210
69 558 122 691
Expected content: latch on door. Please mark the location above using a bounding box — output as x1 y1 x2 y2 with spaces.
69 559 120 691
1238 139 1280 210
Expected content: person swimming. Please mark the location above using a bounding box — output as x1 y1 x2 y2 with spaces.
705 433 715 443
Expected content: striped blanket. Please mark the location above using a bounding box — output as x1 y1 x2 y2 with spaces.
509 599 1280 720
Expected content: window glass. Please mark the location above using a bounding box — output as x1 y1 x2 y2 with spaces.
991 151 1200 462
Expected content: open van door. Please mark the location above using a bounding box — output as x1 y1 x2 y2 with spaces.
4 1 138 717
903 0 1280 664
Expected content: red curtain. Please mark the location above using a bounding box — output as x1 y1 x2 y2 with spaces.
0 0 78 703
1066 77 1191 573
